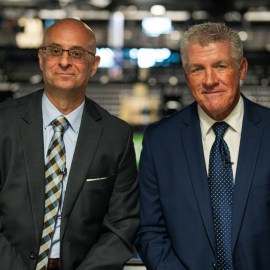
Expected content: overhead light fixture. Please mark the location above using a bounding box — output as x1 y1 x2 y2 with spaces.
244 11 270 22
142 17 173 37
166 11 191 21
238 31 248 41
88 0 112 8
38 9 67 19
224 11 242 22
192 11 209 21
150 5 166 16
16 17 43 48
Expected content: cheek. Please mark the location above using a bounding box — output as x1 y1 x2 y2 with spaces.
75 63 91 75
188 80 203 100
42 60 56 73
190 89 202 101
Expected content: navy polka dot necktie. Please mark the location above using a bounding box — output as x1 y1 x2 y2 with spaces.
209 122 233 270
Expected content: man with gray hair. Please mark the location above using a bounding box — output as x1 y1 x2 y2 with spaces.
136 22 270 270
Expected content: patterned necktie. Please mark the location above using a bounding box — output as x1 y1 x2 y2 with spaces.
36 116 69 270
208 122 234 270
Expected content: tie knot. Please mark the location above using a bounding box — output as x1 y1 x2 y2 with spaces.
212 121 228 138
51 115 69 133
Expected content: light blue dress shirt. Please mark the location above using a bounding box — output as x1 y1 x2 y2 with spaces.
42 93 84 258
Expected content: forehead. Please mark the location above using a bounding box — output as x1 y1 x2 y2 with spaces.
44 21 94 48
186 41 233 64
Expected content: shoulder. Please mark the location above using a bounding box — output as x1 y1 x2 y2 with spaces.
85 97 133 134
243 95 270 121
144 102 197 138
0 90 42 116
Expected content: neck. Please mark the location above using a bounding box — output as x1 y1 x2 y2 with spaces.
44 90 85 115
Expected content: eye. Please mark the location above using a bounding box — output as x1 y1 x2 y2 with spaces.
189 66 203 75
215 63 229 72
49 47 62 56
69 49 84 59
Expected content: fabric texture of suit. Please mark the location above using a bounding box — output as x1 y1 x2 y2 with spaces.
0 89 139 270
136 94 270 270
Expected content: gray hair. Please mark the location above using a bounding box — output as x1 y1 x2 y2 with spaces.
180 22 243 69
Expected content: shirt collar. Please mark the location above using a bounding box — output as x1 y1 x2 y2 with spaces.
42 93 84 134
198 96 244 139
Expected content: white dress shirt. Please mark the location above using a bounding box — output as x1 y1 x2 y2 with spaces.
198 96 244 181
42 93 84 258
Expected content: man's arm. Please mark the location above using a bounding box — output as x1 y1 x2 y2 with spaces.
76 126 140 270
135 127 187 270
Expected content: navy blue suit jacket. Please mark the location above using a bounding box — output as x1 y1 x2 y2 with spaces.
136 95 270 270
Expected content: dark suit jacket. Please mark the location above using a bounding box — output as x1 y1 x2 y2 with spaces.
136 95 270 270
0 90 139 270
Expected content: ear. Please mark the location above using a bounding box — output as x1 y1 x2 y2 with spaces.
38 48 44 72
89 55 101 78
239 57 248 81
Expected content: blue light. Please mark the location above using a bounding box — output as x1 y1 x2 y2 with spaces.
96 48 115 68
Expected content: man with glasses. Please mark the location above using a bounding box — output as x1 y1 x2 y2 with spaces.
0 18 139 270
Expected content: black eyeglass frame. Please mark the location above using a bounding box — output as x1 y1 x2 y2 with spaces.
41 45 96 59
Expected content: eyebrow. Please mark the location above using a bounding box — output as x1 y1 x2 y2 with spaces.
46 43 87 50
46 43 61 47
189 59 230 67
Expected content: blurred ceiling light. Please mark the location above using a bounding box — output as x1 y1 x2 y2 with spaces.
137 48 171 68
150 5 166 16
38 9 67 19
88 0 112 8
168 76 178 86
73 10 110 20
166 100 181 110
224 11 242 22
192 11 209 20
2 0 37 3
238 31 248 41
96 48 115 68
30 74 43 84
16 17 43 48
170 31 181 41
108 11 124 48
244 11 270 21
123 10 190 21
59 0 72 7
166 11 191 21
142 17 173 37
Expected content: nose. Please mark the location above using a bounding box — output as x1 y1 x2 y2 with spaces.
58 51 72 68
202 68 218 87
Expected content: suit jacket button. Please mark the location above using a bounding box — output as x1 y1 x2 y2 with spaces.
30 252 36 260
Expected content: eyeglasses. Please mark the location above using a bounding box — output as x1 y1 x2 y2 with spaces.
41 46 96 61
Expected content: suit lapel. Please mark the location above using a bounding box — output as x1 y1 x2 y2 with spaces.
18 93 103 244
19 90 46 245
181 104 216 252
232 97 262 251
60 98 103 239
180 98 263 255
